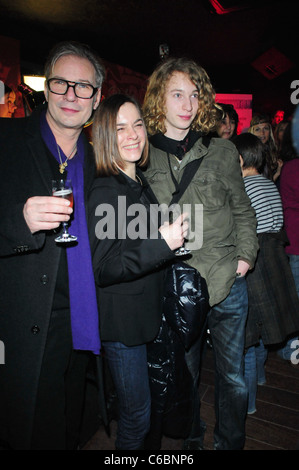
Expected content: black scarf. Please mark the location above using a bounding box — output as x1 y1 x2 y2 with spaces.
149 130 202 160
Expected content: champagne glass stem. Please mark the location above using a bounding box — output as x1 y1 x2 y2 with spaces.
62 222 69 234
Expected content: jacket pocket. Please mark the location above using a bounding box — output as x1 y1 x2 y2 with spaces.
191 175 227 210
145 169 169 184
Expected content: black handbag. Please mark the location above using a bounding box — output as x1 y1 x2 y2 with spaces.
163 135 211 349
163 260 209 349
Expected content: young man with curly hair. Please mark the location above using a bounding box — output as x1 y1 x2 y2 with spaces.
142 57 258 450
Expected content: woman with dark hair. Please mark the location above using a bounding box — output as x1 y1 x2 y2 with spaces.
249 113 279 181
88 93 188 450
215 103 239 140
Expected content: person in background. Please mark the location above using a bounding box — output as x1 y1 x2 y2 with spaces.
278 122 297 163
0 84 17 117
215 103 239 140
0 41 104 450
142 57 258 450
88 93 188 450
233 132 299 414
249 113 280 181
273 120 289 187
272 109 285 131
274 119 288 153
275 122 293 190
292 105 299 153
276 117 299 362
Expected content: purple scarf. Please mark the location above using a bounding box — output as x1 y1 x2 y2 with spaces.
40 112 101 355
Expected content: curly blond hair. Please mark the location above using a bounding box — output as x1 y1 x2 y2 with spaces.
142 57 220 135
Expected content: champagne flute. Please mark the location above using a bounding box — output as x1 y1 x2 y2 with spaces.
52 179 77 243
175 243 191 257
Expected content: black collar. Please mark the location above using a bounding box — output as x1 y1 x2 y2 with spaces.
149 130 202 159
117 167 149 197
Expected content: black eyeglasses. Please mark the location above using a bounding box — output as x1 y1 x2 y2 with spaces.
47 78 98 99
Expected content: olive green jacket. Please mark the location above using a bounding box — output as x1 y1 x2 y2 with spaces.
144 136 259 306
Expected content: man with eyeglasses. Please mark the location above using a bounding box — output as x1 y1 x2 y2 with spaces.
47 78 99 99
0 41 105 449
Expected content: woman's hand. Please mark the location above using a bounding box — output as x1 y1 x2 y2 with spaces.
159 213 189 251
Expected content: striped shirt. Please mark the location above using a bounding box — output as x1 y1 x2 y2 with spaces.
244 175 283 233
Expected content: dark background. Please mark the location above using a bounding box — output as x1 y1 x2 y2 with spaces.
0 0 298 117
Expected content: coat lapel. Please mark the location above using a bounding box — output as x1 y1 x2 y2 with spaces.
25 108 55 195
83 139 96 202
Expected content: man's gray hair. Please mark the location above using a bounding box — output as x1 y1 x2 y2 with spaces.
44 41 105 88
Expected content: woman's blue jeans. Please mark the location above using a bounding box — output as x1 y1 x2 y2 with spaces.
185 276 249 450
103 341 151 450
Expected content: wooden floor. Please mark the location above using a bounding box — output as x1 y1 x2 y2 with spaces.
83 347 299 451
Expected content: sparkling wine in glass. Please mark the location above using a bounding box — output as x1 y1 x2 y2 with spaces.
52 179 77 243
